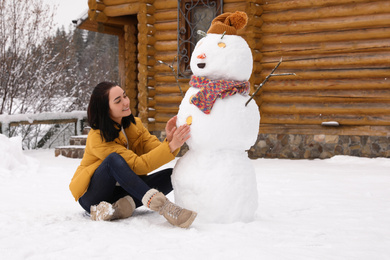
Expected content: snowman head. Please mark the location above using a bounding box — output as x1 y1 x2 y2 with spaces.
190 12 253 82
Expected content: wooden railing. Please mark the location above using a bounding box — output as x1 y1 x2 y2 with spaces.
0 111 87 137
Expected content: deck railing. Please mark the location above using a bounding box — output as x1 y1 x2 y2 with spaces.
0 111 87 137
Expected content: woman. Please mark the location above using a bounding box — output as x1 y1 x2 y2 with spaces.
69 81 196 228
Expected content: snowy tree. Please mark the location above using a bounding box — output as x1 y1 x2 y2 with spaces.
0 0 82 147
0 0 120 148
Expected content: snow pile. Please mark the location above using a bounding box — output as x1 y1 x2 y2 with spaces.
0 134 37 174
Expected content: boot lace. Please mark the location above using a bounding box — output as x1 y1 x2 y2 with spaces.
160 201 182 219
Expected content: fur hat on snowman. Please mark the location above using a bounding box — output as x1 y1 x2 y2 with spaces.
189 11 253 115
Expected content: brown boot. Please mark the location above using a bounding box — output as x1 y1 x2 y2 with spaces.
142 189 197 228
90 195 135 221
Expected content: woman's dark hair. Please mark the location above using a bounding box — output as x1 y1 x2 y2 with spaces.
87 81 135 142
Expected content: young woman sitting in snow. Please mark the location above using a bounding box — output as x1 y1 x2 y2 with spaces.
69 81 197 228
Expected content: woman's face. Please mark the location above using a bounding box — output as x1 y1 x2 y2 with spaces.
108 86 131 124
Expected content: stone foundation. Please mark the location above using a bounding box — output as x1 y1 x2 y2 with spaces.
248 133 390 159
151 130 390 159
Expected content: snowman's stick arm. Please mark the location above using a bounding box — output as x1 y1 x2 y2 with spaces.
245 58 295 107
157 60 185 98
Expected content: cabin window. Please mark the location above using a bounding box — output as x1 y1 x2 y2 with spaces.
178 0 223 78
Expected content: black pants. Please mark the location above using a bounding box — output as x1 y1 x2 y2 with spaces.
79 152 173 213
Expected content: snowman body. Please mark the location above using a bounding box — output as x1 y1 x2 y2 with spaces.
172 33 260 223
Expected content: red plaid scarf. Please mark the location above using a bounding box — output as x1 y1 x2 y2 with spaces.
189 75 250 114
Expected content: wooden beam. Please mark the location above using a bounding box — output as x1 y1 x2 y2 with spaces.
103 3 140 17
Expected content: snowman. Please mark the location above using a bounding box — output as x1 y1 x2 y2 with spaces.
172 11 260 223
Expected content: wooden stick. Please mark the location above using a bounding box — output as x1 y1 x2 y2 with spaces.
157 59 184 97
245 58 295 106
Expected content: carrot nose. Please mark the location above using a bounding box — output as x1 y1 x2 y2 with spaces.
197 53 206 59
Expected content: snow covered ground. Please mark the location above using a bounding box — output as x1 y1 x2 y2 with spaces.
0 135 389 259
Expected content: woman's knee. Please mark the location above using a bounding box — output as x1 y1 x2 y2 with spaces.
106 152 126 165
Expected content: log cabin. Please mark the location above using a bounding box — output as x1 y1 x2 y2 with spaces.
75 0 390 158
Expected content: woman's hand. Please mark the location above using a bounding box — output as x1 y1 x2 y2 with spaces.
165 116 177 142
168 124 191 153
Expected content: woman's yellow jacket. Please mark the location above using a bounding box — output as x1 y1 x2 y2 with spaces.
69 117 179 201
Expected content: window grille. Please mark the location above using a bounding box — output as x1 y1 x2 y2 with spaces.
177 0 223 78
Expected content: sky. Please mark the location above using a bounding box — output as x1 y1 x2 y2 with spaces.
43 0 88 29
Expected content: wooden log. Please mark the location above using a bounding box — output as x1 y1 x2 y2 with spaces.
154 95 183 104
247 16 263 27
125 88 138 99
88 10 135 25
261 103 390 115
138 4 155 15
262 27 390 45
262 0 373 12
260 68 390 80
260 91 390 103
250 74 264 86
155 30 177 41
262 39 390 56
261 52 390 69
137 55 156 66
89 0 105 11
262 1 390 22
154 74 176 82
154 0 177 10
245 2 263 16
243 25 262 35
154 63 176 73
246 37 263 50
154 10 177 21
103 3 140 17
137 23 156 35
261 79 390 91
102 0 139 5
252 62 263 73
154 106 179 114
138 34 156 45
148 99 156 107
224 2 246 12
155 84 189 94
154 21 176 31
80 18 124 35
155 40 177 51
137 44 156 56
252 50 262 62
155 113 175 124
148 109 157 118
155 51 177 64
148 88 156 97
262 13 390 34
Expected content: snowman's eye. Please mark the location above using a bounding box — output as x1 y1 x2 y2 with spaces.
218 42 226 48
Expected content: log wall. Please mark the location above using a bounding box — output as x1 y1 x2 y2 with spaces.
257 0 390 135
83 0 390 139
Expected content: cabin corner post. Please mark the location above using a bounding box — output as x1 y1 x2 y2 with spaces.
244 0 264 133
245 0 264 94
123 21 139 117
137 0 156 129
